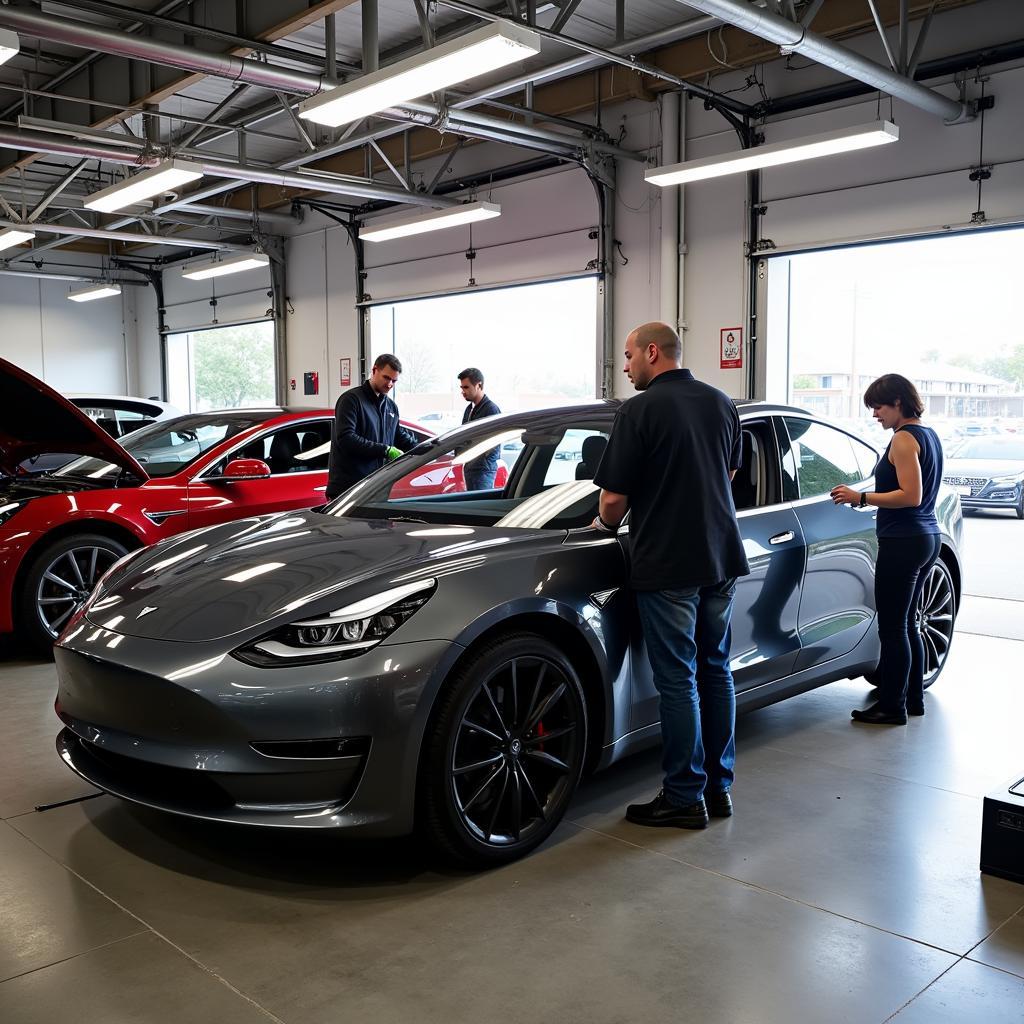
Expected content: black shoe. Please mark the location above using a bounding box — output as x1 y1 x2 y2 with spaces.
851 702 908 725
625 791 708 829
706 790 733 818
907 703 925 717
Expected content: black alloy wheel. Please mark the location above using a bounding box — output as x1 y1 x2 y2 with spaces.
918 558 956 688
1016 489 1024 520
862 556 957 691
421 633 587 867
22 533 129 655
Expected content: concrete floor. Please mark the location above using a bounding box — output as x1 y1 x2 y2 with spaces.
2 519 1023 1023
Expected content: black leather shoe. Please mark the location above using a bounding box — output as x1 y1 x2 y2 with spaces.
706 790 733 818
851 702 908 725
907 703 925 717
626 791 708 829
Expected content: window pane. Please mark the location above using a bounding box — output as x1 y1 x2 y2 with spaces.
784 418 862 498
369 278 598 426
167 322 277 412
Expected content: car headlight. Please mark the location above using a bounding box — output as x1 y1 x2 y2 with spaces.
233 578 436 667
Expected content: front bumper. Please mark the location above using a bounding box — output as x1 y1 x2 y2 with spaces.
948 480 1022 512
958 491 1021 511
54 632 461 834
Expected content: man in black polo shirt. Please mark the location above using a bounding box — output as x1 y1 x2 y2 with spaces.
458 366 501 491
593 322 749 829
325 353 420 499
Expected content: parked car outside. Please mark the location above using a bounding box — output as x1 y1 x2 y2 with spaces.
54 401 963 866
0 357 436 652
943 436 1024 518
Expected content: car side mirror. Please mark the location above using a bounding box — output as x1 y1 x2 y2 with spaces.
216 458 272 482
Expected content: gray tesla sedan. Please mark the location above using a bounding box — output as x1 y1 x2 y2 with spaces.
54 401 964 866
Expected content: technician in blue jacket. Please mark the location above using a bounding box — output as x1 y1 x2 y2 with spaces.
326 353 420 499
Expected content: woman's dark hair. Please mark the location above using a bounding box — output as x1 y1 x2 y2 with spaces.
863 374 924 418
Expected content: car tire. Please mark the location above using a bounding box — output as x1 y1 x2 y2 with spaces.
862 556 958 692
20 533 129 657
1016 492 1024 520
419 632 587 868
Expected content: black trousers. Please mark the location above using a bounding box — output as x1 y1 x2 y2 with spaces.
874 533 942 712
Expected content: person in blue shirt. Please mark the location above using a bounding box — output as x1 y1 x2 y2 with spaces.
831 374 944 725
458 367 501 491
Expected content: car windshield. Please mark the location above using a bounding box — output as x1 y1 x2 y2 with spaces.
326 410 613 531
52 413 274 480
949 439 1024 460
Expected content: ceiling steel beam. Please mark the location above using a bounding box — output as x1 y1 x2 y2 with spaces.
0 217 232 249
52 0 359 73
27 160 88 223
669 0 966 121
434 0 748 112
0 7 332 97
0 0 194 121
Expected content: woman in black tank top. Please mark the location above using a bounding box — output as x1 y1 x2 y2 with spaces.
830 374 944 726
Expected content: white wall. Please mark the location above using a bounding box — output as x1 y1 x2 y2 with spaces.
0 270 138 395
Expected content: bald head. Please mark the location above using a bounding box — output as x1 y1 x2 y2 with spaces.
629 322 682 362
622 321 682 391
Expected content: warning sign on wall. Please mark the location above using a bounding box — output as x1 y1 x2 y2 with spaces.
720 327 743 369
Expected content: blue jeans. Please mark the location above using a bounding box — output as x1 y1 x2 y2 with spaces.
464 467 497 491
636 580 737 806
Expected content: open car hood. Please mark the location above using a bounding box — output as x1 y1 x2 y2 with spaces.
0 357 148 480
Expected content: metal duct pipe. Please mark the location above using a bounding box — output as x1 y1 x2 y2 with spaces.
668 0 965 121
0 127 454 208
0 126 146 164
0 218 232 249
0 267 148 284
396 100 642 160
0 6 331 96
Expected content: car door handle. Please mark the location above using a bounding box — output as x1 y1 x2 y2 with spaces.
769 531 795 545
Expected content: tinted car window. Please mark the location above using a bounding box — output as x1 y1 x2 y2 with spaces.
732 420 776 511
851 437 879 480
331 415 613 530
783 417 862 499
207 421 333 476
53 414 271 480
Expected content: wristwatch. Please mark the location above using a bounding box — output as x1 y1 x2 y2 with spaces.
859 491 868 508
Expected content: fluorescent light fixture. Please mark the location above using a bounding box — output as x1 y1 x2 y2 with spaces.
181 251 270 280
0 227 34 252
68 282 122 302
299 23 541 127
359 201 501 243
84 158 203 214
646 120 900 187
0 29 18 66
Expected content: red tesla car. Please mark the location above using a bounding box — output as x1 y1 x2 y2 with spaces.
0 359 510 652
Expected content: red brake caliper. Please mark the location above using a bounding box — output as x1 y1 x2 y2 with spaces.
536 720 546 752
